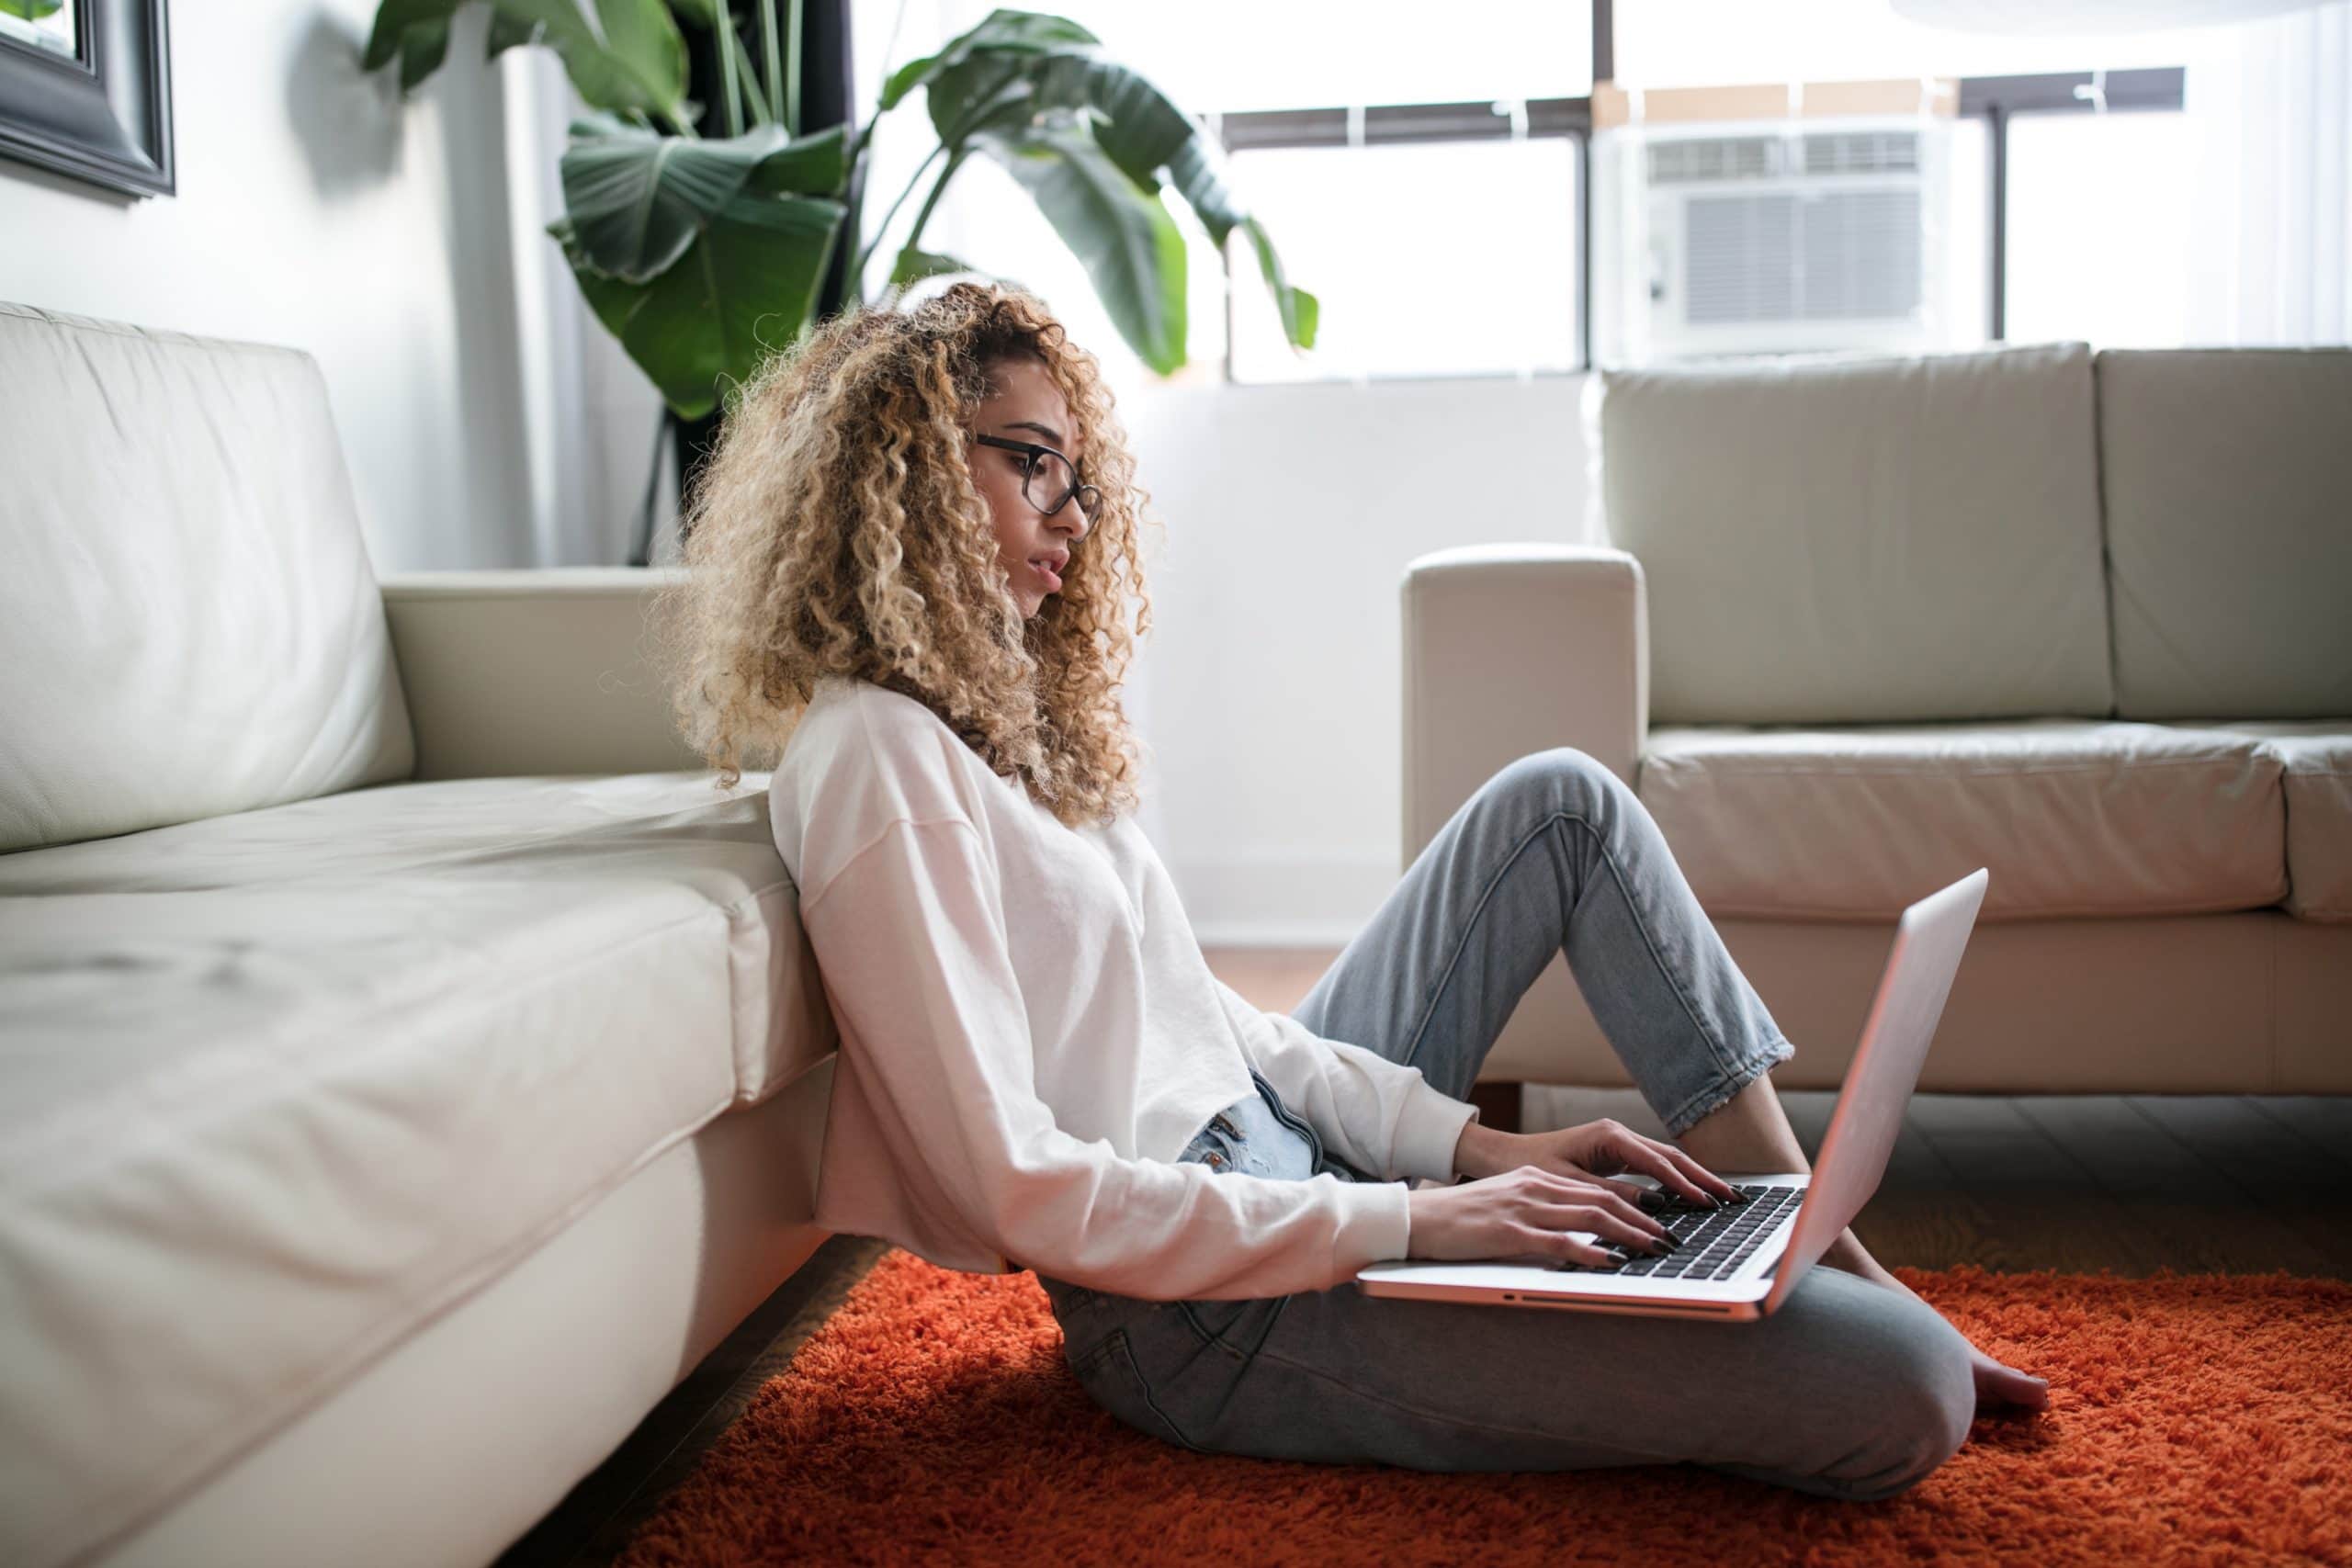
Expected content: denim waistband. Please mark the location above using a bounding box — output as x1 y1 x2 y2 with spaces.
1037 1077 1375 1316
1175 1067 1370 1184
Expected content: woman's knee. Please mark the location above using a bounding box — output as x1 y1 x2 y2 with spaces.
1733 1274 1975 1502
1484 746 1628 819
1819 1300 1977 1501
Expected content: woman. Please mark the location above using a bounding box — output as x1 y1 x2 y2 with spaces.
650 281 2046 1504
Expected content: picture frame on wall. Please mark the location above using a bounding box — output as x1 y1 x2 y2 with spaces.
0 0 172 197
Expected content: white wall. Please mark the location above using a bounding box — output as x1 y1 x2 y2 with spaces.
1116 371 1600 947
0 1 542 575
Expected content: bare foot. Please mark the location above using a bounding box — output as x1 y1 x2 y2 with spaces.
1823 1237 2050 1414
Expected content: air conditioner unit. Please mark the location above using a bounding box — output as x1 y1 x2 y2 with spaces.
1596 117 1959 365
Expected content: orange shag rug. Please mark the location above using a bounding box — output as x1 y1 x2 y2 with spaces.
613 1251 2352 1566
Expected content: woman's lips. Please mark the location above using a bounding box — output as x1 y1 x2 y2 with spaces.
1030 558 1062 591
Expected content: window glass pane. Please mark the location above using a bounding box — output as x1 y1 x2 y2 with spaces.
1228 138 1581 381
2005 111 2198 347
1005 1 1592 111
1615 0 2232 86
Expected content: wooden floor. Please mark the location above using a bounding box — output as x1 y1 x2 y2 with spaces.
498 944 2352 1568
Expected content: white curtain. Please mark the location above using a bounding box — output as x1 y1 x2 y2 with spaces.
495 46 678 567
2184 1 2352 344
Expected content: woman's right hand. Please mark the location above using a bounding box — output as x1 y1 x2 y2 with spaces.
1406 1166 1676 1268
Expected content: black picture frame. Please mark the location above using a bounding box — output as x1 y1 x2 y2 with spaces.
0 0 173 198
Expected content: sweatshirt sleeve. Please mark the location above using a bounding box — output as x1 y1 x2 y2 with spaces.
1210 977 1480 1187
798 814 1419 1301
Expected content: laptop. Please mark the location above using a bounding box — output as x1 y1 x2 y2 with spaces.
1356 866 1989 1321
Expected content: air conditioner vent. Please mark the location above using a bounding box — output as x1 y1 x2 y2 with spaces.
1802 130 1920 176
1685 187 1923 325
1647 130 1921 186
1647 137 1779 185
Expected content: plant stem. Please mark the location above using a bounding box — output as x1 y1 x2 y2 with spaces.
786 0 803 134
717 6 777 133
761 0 789 134
849 139 948 287
716 6 742 136
899 143 966 256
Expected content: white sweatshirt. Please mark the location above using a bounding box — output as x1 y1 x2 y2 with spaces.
766 673 1480 1302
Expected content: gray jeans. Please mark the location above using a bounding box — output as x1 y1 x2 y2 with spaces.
1036 748 1977 1502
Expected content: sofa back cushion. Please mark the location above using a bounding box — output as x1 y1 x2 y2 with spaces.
1593 340 2113 725
2097 347 2352 719
0 303 414 852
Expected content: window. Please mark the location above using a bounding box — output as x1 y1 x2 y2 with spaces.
852 1 2335 387
1227 134 1583 382
850 1 1595 386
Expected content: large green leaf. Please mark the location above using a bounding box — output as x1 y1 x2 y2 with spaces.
401 18 455 90
889 246 978 289
742 122 850 197
877 6 1099 113
363 0 458 91
551 189 846 420
560 118 847 283
363 0 687 120
922 32 1317 354
1170 139 1318 350
970 118 1186 376
1240 214 1319 350
483 10 544 59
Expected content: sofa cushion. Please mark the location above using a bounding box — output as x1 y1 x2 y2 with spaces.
0 302 414 854
0 773 830 1567
1591 341 2112 726
1635 719 2286 920
2098 349 2352 720
2177 721 2352 922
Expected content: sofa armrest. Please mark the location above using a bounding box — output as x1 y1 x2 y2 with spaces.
379 568 707 780
1400 543 1649 862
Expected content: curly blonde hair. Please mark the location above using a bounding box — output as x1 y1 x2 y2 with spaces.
647 281 1160 829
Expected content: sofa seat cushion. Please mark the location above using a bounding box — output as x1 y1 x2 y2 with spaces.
2177 721 2352 921
1635 719 2287 921
0 773 828 1568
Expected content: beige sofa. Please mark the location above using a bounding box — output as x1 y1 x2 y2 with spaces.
1404 342 2352 1114
0 303 836 1568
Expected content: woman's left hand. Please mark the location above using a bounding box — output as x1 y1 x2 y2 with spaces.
1454 1118 1743 1210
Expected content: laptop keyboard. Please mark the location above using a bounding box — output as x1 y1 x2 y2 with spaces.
1565 1183 1804 1282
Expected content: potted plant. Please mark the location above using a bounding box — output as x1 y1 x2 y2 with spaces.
362 2 1317 421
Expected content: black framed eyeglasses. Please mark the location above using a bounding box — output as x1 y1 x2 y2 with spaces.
972 434 1101 523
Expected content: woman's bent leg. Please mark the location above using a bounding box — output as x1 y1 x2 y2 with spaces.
1288 746 1792 1136
1101 746 1978 1498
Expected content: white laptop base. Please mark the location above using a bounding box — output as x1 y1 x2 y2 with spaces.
1355 867 1989 1323
1358 1170 1812 1320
